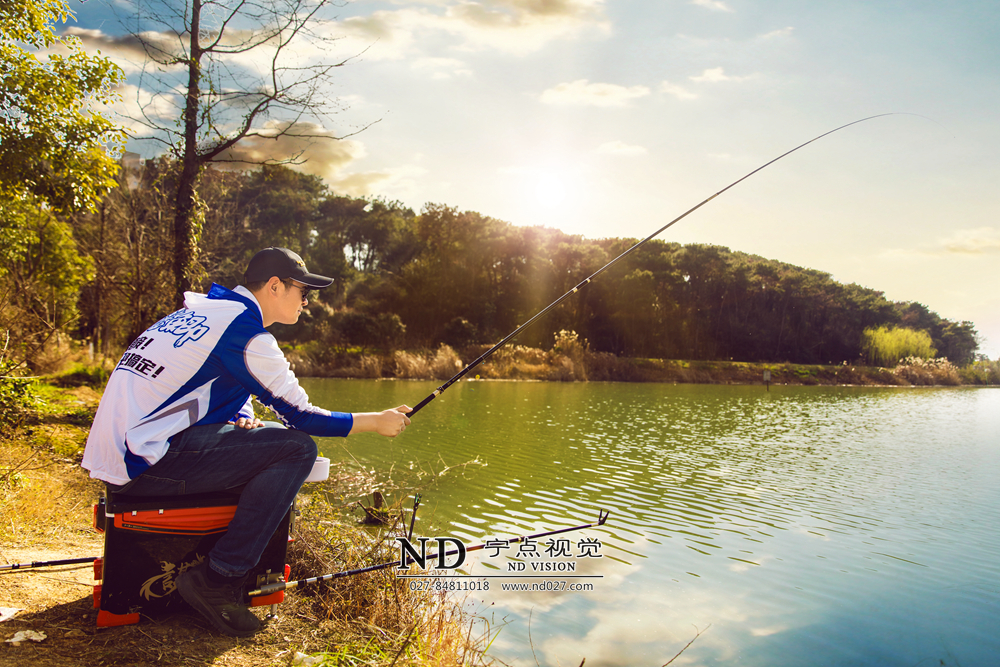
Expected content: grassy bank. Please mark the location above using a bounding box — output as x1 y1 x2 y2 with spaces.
0 374 495 667
284 337 1000 387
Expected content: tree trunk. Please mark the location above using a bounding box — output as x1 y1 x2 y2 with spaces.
173 0 204 308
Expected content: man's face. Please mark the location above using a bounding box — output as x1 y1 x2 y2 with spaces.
275 279 310 325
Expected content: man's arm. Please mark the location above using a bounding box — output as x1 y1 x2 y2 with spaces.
239 330 408 438
349 405 412 437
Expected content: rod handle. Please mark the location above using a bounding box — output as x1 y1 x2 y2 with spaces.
407 391 439 417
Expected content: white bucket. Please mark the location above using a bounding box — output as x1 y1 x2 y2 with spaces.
305 456 330 483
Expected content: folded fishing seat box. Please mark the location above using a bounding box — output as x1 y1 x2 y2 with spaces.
91 487 293 628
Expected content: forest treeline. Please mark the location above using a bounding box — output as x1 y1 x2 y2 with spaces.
2 158 981 372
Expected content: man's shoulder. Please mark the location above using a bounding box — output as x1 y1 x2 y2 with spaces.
181 286 262 328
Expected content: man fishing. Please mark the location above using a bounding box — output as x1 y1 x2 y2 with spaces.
82 247 412 637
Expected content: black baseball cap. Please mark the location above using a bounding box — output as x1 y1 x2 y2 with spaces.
243 247 334 288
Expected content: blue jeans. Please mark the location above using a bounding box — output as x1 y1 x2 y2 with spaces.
114 422 317 578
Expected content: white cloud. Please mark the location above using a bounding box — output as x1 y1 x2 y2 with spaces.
532 572 782 667
209 120 432 198
941 227 1000 254
690 67 743 83
411 57 474 79
759 26 795 40
595 141 647 156
660 81 699 100
540 79 650 107
211 120 365 181
332 168 402 197
68 0 610 81
881 227 1000 258
366 162 431 202
64 26 187 73
691 0 734 12
331 0 611 59
95 83 180 138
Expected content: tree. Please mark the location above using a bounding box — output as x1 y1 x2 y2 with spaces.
120 0 364 306
74 157 176 351
318 196 417 275
236 166 326 255
1 0 124 213
937 320 979 366
0 202 94 369
862 326 936 366
1 0 123 368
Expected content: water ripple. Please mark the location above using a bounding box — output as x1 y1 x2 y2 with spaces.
306 380 1000 667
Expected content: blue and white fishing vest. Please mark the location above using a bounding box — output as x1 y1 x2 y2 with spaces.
82 284 352 485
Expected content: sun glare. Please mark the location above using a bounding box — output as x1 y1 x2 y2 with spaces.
534 171 569 209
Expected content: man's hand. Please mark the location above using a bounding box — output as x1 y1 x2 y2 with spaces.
229 416 264 429
350 405 412 437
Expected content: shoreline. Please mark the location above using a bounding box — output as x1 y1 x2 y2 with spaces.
300 375 998 388
283 344 999 387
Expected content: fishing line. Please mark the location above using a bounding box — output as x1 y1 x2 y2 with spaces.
406 113 908 417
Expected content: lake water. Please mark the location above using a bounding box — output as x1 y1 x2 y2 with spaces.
301 379 1000 667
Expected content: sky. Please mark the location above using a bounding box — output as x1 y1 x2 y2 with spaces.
69 0 1000 358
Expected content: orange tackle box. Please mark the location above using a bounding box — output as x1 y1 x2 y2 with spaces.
92 488 292 628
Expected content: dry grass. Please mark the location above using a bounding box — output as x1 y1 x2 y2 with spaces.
477 346 551 380
0 439 103 545
430 346 463 380
287 351 384 379
0 380 104 545
394 350 431 379
284 329 996 386
284 494 498 666
356 355 385 379
393 346 463 381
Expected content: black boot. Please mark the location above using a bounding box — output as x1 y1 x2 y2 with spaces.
176 561 261 637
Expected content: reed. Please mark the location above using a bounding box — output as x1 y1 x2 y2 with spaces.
892 356 961 386
430 345 463 380
394 350 431 378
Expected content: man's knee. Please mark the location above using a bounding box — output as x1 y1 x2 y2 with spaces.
286 429 318 459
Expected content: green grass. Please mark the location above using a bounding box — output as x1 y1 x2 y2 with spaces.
48 362 111 389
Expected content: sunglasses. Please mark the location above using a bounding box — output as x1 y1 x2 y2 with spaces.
281 280 313 302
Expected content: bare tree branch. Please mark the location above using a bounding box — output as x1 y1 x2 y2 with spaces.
113 0 368 305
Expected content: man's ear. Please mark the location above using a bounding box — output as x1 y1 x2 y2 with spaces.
265 276 283 296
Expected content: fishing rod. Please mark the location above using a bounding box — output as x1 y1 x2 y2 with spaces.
0 557 96 572
248 509 610 597
406 113 900 417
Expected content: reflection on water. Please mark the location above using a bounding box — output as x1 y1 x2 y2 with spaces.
303 379 1000 667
